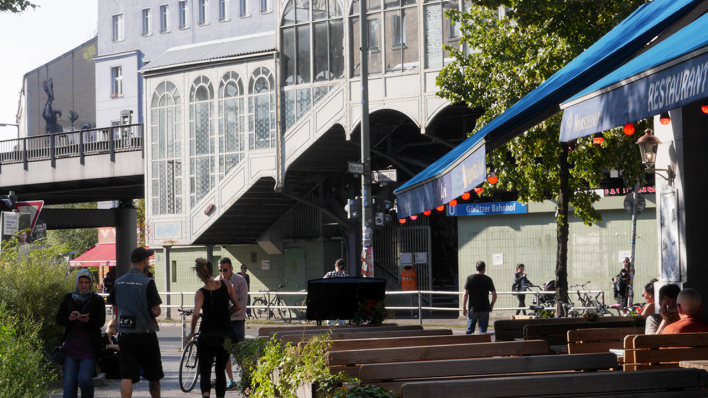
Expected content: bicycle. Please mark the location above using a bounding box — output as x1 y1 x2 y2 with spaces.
571 281 612 316
293 289 308 324
251 281 297 323
178 308 199 392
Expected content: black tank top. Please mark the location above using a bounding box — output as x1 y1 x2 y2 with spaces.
199 281 231 334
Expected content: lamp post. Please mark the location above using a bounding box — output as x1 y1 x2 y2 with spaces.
0 123 19 139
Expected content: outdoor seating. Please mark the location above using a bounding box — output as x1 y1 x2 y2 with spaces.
398 368 708 398
299 333 490 351
267 324 422 339
567 327 644 354
282 328 452 345
623 332 708 371
494 316 628 341
523 320 637 346
359 352 618 394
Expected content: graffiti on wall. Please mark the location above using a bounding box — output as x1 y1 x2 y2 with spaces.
42 78 92 135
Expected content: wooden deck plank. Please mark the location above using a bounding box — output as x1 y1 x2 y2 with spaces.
301 333 489 351
281 329 451 345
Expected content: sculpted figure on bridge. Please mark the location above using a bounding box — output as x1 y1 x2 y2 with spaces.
42 78 63 134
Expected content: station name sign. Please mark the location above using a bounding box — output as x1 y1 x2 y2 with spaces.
447 201 528 217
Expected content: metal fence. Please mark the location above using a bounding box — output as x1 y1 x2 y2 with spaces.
0 124 143 171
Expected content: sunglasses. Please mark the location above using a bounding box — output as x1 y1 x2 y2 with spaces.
241 267 247 270
219 268 230 272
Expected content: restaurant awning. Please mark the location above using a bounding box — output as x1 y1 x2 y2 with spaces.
394 0 703 218
69 244 117 267
69 244 155 267
560 12 708 142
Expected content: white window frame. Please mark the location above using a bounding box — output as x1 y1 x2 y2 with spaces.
112 14 124 41
260 0 271 14
179 1 189 29
160 4 170 33
199 0 209 25
142 8 151 36
111 66 123 97
239 0 249 17
219 0 229 21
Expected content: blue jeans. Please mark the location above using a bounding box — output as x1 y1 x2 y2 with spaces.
63 356 96 398
466 311 490 334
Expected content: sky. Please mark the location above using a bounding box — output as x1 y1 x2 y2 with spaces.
0 0 98 141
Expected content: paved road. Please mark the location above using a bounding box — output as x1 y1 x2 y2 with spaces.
49 325 257 398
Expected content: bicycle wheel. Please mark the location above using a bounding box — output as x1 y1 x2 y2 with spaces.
294 299 307 324
179 339 199 392
251 297 268 320
276 298 293 324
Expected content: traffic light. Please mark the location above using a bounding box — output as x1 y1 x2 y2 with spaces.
346 197 362 219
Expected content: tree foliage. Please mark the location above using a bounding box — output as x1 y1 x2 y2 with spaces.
436 1 651 311
0 0 36 13
437 2 649 225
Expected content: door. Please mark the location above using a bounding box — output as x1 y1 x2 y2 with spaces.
397 226 432 305
283 248 307 294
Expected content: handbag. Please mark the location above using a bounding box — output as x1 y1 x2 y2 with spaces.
51 295 94 365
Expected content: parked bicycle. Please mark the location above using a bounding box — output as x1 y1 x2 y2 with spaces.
571 281 611 316
293 289 308 324
251 281 298 323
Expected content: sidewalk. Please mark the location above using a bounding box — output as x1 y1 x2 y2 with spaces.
47 316 466 397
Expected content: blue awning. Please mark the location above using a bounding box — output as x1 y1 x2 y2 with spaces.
394 0 703 218
560 13 708 142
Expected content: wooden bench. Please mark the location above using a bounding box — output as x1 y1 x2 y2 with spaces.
399 368 708 398
328 340 548 378
494 316 628 341
523 320 637 346
298 333 490 351
567 327 644 354
280 327 443 345
624 332 708 371
257 323 399 337
360 352 618 394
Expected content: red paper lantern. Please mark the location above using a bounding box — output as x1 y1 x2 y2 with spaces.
399 218 407 224
660 112 671 125
702 99 708 114
487 173 498 185
410 215 418 221
474 188 484 195
593 133 604 145
624 123 635 136
449 199 458 207
436 205 445 212
461 192 471 200
568 141 575 151
423 210 431 216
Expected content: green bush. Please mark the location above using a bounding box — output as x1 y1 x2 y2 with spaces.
0 303 55 397
0 235 77 352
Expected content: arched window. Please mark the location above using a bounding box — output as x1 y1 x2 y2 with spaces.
281 0 344 85
248 67 276 149
189 75 216 207
218 71 245 177
150 81 183 215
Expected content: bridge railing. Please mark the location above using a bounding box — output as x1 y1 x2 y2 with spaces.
0 124 143 171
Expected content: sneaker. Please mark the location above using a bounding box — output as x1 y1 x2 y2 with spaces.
226 380 236 390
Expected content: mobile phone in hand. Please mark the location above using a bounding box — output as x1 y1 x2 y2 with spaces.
79 314 89 318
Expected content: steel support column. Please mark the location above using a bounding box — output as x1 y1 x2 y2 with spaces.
115 201 137 278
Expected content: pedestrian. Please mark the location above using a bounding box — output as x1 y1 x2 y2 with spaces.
238 264 251 318
462 261 497 334
103 269 115 294
662 288 708 334
214 257 248 390
186 258 241 398
324 259 349 325
99 318 121 380
106 247 163 398
512 263 535 315
55 268 106 398
613 257 631 314
646 283 681 334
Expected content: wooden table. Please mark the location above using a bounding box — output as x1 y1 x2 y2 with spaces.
680 360 708 371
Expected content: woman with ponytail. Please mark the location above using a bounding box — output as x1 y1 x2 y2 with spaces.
186 258 241 398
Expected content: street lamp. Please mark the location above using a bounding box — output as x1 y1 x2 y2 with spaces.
0 123 19 138
636 128 675 186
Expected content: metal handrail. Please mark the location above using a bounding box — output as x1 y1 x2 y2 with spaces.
0 123 144 171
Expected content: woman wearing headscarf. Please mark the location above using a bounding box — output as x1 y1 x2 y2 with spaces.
56 268 106 398
186 258 241 398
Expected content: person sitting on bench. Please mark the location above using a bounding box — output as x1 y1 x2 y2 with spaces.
662 288 708 334
646 284 681 335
